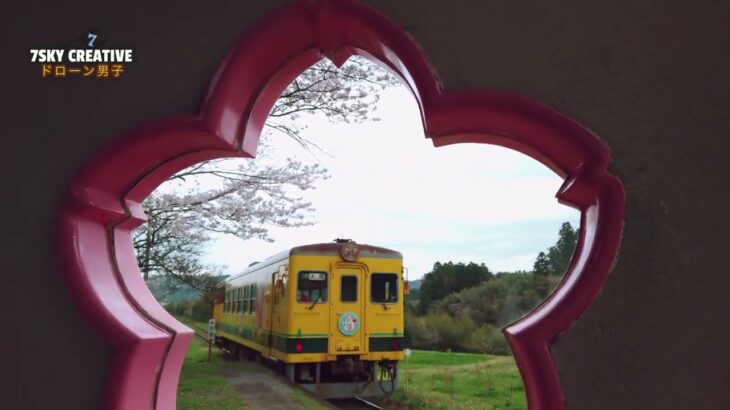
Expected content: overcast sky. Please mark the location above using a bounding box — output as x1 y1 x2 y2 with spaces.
200 84 579 280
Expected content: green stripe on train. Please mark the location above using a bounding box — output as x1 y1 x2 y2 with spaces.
217 323 404 354
369 332 404 337
217 323 326 338
369 337 404 352
217 323 328 353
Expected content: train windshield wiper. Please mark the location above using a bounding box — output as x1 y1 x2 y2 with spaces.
382 302 389 311
307 297 320 310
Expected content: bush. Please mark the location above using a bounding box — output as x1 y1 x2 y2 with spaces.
164 302 177 315
430 312 475 351
191 298 212 322
165 300 193 317
406 313 440 350
405 311 510 355
470 323 510 355
404 311 416 347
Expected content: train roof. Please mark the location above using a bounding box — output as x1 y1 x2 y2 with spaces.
227 242 402 282
290 242 402 258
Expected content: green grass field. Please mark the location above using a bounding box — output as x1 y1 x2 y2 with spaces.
174 316 524 409
176 317 327 410
176 337 245 409
387 350 526 410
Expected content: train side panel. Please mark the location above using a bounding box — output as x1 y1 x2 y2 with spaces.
214 257 287 357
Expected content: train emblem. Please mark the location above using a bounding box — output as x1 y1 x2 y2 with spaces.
338 311 360 336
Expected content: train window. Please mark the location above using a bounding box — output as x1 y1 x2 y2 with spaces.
232 289 236 313
240 287 245 313
371 273 398 303
250 284 257 313
341 275 358 302
243 285 250 313
297 271 327 303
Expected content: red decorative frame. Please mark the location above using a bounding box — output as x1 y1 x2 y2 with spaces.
56 1 624 409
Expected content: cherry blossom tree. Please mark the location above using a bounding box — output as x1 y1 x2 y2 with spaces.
266 56 399 152
135 57 399 292
135 157 327 289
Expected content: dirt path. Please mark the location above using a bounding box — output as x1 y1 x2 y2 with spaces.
222 359 336 410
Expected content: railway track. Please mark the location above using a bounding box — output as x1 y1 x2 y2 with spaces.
178 318 211 341
353 396 386 409
190 328 210 341
330 396 387 409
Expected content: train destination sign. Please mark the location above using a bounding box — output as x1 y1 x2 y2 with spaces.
307 272 325 281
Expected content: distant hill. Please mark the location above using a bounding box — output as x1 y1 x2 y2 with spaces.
408 279 423 290
146 276 200 305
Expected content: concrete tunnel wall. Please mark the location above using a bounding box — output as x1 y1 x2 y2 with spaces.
3 0 728 408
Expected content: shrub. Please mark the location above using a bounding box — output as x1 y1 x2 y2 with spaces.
430 312 475 351
174 300 192 317
191 298 212 322
472 323 510 355
406 311 512 355
407 313 440 350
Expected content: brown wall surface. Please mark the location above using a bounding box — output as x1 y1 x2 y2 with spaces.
3 1 728 409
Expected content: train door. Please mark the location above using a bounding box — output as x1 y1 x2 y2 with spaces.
266 267 286 357
265 272 275 357
329 263 366 355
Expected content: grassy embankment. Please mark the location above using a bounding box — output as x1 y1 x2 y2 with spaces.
176 335 245 410
387 350 526 410
176 317 524 409
175 316 326 410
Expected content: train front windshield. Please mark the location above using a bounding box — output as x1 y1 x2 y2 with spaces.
371 273 398 303
297 271 327 303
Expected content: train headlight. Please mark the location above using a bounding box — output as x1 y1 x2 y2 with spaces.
391 340 400 350
340 242 359 262
295 342 303 352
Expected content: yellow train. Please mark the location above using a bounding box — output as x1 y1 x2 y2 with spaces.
212 239 405 398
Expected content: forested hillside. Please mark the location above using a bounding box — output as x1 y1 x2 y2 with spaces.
404 222 578 355
146 275 200 304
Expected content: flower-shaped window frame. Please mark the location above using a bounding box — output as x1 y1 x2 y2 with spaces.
57 1 624 409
